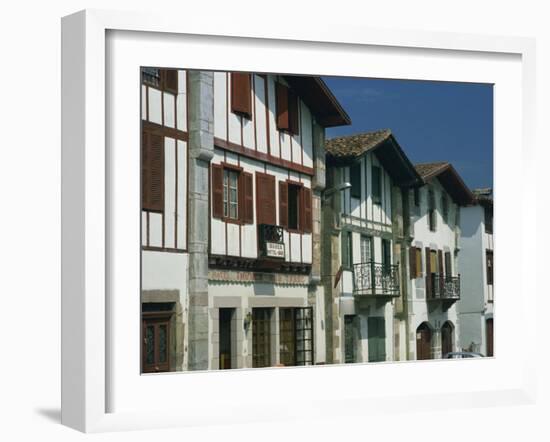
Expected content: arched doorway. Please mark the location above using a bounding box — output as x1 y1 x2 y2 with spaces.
441 321 454 357
486 318 494 356
416 322 432 360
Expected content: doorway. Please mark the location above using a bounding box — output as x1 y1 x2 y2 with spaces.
416 322 432 360
219 308 234 369
441 321 454 357
252 308 272 368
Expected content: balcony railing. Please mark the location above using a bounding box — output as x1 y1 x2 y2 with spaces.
258 224 285 259
427 274 460 301
352 262 400 297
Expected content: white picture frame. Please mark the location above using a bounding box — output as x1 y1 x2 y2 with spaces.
61 9 537 433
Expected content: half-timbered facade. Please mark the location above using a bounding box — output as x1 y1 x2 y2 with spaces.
406 162 474 360
457 188 494 356
207 73 350 369
323 130 421 364
140 68 189 372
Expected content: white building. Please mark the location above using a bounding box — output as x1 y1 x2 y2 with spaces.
140 68 350 371
457 188 494 356
323 130 422 364
140 68 189 373
406 162 474 359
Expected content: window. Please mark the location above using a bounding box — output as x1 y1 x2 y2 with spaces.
230 72 252 118
223 168 239 220
428 188 437 231
360 235 372 264
141 129 164 212
278 181 312 233
486 250 494 285
141 68 178 94
276 81 300 135
350 162 362 199
341 230 353 270
484 206 493 234
211 164 253 224
372 165 382 205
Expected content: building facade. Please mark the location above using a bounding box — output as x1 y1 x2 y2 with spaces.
140 69 492 372
405 162 474 360
457 188 494 356
322 130 421 364
140 68 350 372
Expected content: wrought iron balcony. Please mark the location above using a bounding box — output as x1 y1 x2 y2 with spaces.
258 224 285 259
352 261 400 297
427 274 460 301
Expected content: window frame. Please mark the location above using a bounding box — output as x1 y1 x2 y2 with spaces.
141 68 178 94
341 230 353 271
279 179 312 234
486 249 494 285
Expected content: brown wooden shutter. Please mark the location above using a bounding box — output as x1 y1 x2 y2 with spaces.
211 164 224 219
276 82 290 131
240 171 254 224
279 181 288 228
141 130 150 209
163 69 178 94
409 247 417 279
231 73 252 117
256 173 276 225
425 247 432 298
301 187 312 233
149 132 164 212
288 89 300 135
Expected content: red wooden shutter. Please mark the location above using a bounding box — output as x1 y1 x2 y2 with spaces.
279 181 288 228
276 82 289 131
211 164 224 219
163 69 178 94
141 130 150 209
231 73 252 117
301 187 312 233
256 173 276 225
240 171 254 224
409 246 417 279
149 132 164 212
425 247 432 298
288 89 300 135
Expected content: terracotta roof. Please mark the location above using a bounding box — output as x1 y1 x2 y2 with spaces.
414 162 474 206
325 129 392 158
325 130 422 187
414 162 451 180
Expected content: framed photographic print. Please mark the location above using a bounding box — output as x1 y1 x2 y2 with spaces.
61 9 537 433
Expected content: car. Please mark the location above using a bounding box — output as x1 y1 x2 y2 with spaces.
443 351 485 359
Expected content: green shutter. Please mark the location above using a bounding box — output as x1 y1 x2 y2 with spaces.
368 317 386 362
350 162 361 199
372 166 381 204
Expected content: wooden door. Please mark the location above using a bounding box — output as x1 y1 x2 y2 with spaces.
252 308 272 368
279 308 296 367
344 315 358 363
486 318 494 356
142 314 171 373
441 321 454 357
416 323 432 360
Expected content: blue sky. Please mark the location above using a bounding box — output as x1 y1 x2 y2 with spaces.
322 77 494 190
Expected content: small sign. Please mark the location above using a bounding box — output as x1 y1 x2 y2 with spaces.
265 242 285 258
